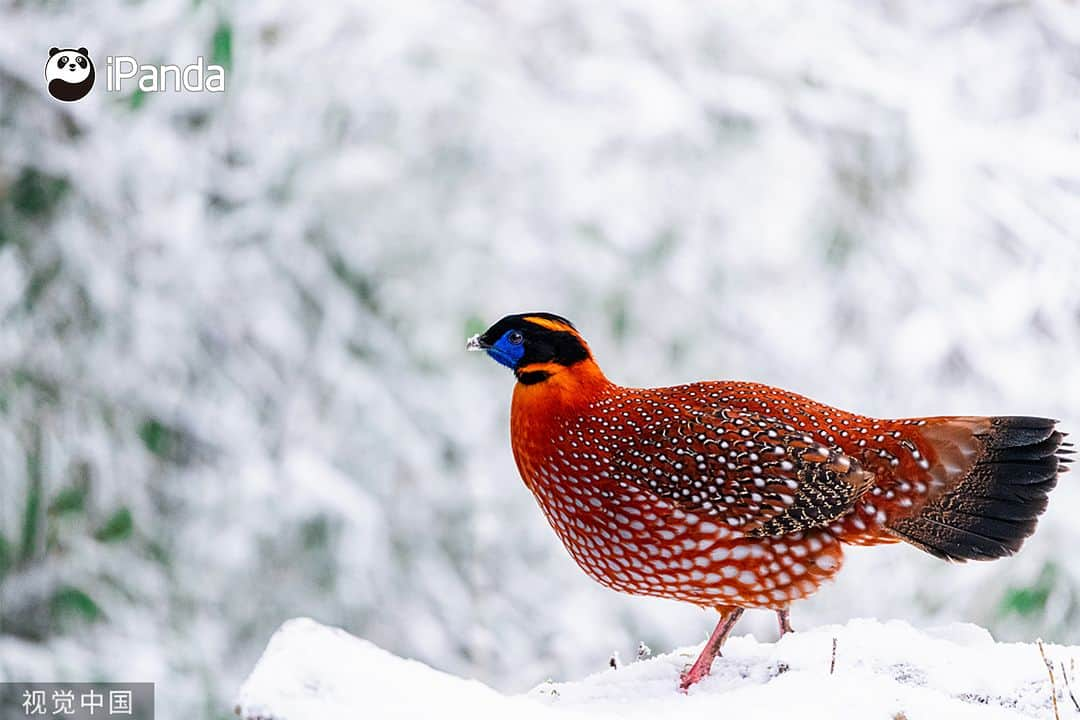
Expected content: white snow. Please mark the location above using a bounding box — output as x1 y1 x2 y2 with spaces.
236 617 1079 720
4 2 1080 718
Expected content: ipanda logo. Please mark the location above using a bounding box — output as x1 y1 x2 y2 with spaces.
45 47 225 101
106 56 225 93
45 47 95 102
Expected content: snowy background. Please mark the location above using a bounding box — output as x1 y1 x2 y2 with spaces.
0 1 1078 719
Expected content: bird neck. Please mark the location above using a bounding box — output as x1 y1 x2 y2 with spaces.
511 357 612 418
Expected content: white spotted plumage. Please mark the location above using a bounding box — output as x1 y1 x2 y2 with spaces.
508 380 940 608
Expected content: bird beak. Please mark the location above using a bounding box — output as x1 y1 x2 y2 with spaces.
465 334 486 352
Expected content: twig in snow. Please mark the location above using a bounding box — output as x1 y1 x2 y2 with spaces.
608 650 621 670
1061 658 1079 713
1037 639 1060 720
830 637 838 675
636 641 652 661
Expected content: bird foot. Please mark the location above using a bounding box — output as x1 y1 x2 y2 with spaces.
678 606 743 693
777 608 794 637
678 656 715 693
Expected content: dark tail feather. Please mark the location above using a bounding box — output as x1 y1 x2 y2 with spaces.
887 416 1065 562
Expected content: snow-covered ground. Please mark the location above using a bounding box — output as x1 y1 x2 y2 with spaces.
3 2 1080 718
236 617 1080 720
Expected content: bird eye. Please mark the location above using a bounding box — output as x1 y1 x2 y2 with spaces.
508 331 524 345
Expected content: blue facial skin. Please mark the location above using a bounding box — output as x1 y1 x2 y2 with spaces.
486 330 526 369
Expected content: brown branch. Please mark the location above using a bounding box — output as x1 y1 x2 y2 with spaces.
1061 658 1079 713
1037 640 1060 720
830 637 837 675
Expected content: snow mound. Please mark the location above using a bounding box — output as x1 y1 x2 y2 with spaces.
235 617 1079 720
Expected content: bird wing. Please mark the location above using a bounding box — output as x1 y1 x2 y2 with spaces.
615 408 876 537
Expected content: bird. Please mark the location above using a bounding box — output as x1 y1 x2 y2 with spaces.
467 312 1070 691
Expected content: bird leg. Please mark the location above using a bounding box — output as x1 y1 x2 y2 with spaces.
679 606 744 692
776 607 794 637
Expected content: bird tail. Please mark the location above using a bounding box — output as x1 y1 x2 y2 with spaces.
881 416 1069 562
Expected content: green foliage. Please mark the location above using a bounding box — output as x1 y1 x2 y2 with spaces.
50 462 92 517
0 533 11 580
49 484 88 515
999 563 1058 617
0 167 70 255
19 483 41 563
11 369 60 406
19 435 43 563
23 257 63 310
138 417 190 463
300 515 330 551
10 167 70 221
139 418 172 457
211 22 233 71
49 586 104 625
328 253 380 313
128 87 149 111
95 508 134 543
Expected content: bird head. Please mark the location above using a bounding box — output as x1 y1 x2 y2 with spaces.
467 313 593 385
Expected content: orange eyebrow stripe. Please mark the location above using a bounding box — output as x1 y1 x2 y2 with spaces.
524 316 576 333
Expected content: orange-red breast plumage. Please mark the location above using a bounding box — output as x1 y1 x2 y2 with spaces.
469 312 1070 690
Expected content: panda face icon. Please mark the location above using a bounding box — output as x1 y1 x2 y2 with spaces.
45 47 95 102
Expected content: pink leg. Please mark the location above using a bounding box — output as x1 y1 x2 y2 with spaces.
776 607 793 637
679 607 744 692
